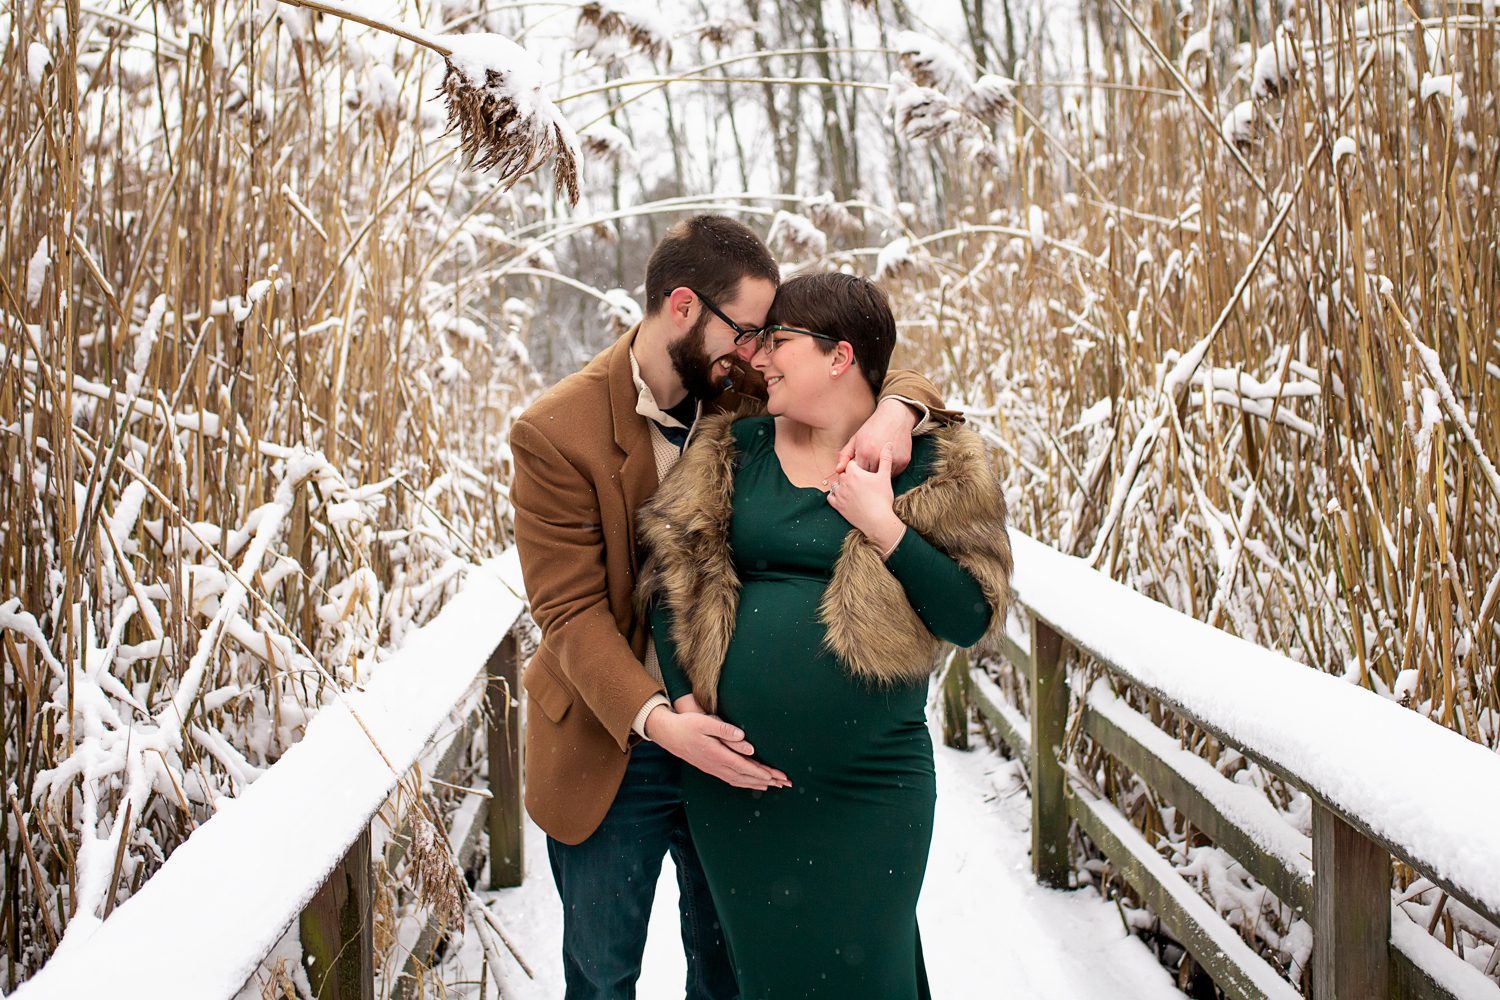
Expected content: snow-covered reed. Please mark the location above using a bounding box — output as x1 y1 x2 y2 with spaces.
3 0 1496 992
0 0 557 986
868 1 1500 988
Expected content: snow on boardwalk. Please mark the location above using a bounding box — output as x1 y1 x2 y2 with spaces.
456 740 1182 999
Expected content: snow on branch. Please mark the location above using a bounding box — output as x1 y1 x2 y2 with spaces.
443 34 581 204
767 210 828 261
273 0 580 203
576 1 671 63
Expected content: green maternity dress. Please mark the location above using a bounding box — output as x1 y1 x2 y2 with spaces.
652 416 991 1000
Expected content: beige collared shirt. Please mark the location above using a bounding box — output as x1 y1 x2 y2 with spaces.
629 348 698 738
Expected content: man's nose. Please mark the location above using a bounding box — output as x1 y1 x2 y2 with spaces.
735 339 761 363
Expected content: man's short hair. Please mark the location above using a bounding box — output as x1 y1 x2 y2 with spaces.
645 215 780 315
767 273 897 394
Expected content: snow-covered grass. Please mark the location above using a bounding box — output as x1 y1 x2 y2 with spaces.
14 551 524 999
868 3 1499 984
1 0 548 984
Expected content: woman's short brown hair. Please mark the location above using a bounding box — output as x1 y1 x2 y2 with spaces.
767 273 896 394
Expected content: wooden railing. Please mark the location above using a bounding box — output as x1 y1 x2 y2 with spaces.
15 550 529 1000
948 531 1500 1000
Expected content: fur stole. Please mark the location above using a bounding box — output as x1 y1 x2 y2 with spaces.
636 412 1012 713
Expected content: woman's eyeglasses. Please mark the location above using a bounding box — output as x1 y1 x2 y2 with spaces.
688 289 839 354
752 325 840 355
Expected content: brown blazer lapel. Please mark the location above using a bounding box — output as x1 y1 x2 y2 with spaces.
608 326 659 574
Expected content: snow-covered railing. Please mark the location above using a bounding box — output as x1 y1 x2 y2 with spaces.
952 530 1500 1000
15 549 529 1000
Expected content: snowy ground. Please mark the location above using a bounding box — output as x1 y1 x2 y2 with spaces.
432 737 1183 999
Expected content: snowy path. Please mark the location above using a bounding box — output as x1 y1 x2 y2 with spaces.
441 738 1183 999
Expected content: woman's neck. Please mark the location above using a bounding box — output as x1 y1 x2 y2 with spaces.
776 398 876 464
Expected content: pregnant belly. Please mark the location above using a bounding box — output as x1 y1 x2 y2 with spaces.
715 578 932 781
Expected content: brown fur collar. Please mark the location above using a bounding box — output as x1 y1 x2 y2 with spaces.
637 412 1012 712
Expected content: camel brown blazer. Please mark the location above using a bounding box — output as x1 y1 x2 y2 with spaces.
510 323 960 845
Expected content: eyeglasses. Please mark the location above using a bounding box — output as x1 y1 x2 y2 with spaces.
752 324 841 355
691 288 769 346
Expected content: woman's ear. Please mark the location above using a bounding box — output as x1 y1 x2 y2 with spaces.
832 341 856 377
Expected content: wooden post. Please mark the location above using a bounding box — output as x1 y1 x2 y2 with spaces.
300 825 374 1000
940 649 971 750
1029 617 1070 888
487 634 524 889
1312 802 1391 999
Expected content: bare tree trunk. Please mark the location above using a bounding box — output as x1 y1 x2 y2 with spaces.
841 0 862 196
962 0 993 72
805 0 853 200
746 0 800 191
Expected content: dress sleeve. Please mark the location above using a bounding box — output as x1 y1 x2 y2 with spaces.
883 528 992 647
649 601 696 702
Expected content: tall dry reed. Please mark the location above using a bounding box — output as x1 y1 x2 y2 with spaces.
0 0 549 984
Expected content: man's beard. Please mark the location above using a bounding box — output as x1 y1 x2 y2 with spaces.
667 311 724 399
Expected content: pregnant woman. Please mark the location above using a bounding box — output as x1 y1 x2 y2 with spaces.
637 273 1012 998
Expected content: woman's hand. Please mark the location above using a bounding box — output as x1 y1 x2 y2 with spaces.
828 442 907 554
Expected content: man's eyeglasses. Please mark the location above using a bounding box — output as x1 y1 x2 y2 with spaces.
691 289 768 346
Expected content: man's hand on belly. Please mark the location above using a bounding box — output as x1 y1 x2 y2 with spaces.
645 706 793 791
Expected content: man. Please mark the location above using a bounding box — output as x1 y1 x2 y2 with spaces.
510 215 957 999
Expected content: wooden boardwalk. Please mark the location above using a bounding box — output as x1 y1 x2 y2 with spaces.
446 742 1185 1000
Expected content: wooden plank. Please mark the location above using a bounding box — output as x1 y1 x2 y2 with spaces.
1000 629 1033 681
970 668 1030 761
300 826 374 1000
1027 606 1500 932
1082 699 1313 914
1313 802 1391 1000
941 649 972 750
1069 788 1301 1000
487 634 524 889
1029 618 1070 887
1392 940 1466 1000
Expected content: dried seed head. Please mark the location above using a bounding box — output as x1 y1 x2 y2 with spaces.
579 123 634 167
892 31 973 94
802 192 861 238
959 132 1001 171
696 18 760 49
577 2 670 63
768 211 828 260
964 74 1015 119
887 72 984 145
1250 26 1301 101
407 811 466 931
441 34 581 205
601 288 643 335
1220 100 1258 149
874 236 934 282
